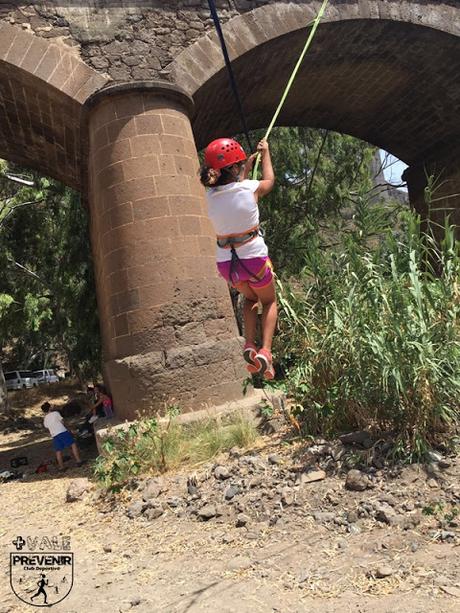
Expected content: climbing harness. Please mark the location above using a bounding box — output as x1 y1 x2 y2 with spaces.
216 227 267 285
216 225 259 249
207 0 253 152
252 0 330 178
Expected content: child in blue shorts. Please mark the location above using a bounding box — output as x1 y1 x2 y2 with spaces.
42 402 83 471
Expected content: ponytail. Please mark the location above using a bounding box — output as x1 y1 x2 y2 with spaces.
200 165 221 187
199 164 241 188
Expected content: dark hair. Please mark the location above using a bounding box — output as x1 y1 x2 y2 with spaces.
41 402 51 413
199 163 242 188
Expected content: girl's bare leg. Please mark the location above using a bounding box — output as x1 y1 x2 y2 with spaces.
251 281 277 352
234 282 259 345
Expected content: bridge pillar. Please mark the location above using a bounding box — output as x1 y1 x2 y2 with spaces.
404 153 460 238
86 82 247 420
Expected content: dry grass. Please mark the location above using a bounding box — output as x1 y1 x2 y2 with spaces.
94 412 259 490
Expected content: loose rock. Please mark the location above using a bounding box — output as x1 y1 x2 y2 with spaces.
375 565 393 578
144 507 163 521
227 556 252 571
268 453 282 465
281 488 294 506
214 465 231 480
313 511 335 523
236 513 250 527
224 485 239 500
339 431 373 448
345 469 371 491
142 478 163 501
198 504 216 520
298 469 326 485
126 500 145 519
66 478 93 502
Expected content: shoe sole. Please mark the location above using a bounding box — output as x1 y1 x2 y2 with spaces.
256 353 275 380
244 348 261 374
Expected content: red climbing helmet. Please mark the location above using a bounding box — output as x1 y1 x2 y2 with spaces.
204 138 247 170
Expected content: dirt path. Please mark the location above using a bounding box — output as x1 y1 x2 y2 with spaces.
1 387 459 612
1 458 460 612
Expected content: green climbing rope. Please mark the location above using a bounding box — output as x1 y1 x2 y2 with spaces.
253 0 330 178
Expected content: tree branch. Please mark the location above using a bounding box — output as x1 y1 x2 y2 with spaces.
0 199 44 229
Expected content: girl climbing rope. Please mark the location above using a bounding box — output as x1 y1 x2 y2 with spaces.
200 137 277 380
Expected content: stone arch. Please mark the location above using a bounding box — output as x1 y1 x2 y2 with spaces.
170 0 460 166
0 23 108 188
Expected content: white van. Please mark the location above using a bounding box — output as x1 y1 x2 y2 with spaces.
34 369 59 384
4 371 39 390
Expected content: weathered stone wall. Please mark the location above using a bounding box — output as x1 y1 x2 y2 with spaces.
2 1 458 85
1 1 252 81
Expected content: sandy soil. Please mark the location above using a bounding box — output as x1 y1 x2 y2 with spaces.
0 386 459 613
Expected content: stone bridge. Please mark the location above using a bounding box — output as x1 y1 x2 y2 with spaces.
0 1 459 418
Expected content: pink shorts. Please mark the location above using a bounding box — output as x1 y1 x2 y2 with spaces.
217 256 274 289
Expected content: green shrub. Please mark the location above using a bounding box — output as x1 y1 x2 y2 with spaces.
93 411 258 491
275 210 460 458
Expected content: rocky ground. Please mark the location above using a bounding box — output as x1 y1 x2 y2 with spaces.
1 388 460 612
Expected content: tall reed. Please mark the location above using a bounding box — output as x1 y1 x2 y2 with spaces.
275 210 460 457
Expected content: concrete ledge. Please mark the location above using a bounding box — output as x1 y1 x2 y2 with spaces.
94 388 284 455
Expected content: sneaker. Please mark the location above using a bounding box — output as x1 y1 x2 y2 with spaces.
255 348 275 380
243 342 260 374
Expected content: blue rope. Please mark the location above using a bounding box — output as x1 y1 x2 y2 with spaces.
207 0 253 152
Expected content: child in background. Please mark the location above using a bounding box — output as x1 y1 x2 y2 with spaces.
200 138 277 379
41 402 83 471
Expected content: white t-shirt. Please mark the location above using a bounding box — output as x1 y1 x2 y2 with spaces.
206 179 268 262
44 411 67 437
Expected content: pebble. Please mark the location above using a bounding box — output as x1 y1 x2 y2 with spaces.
222 534 234 544
187 483 198 496
144 507 163 521
268 453 282 465
439 530 456 542
236 513 250 527
142 478 163 501
345 469 371 491
66 478 93 502
347 510 359 523
214 465 231 480
297 570 309 584
224 485 239 500
126 500 145 519
375 565 393 578
374 503 397 524
227 556 252 571
299 469 326 484
281 488 294 506
313 511 335 523
198 504 216 520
